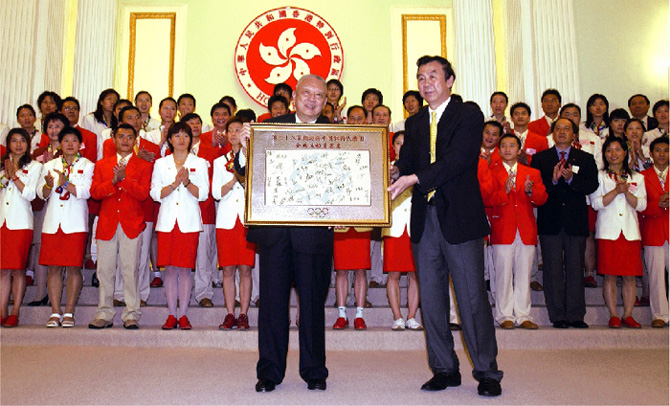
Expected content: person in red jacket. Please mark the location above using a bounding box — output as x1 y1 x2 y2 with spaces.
480 120 503 167
528 89 561 137
88 124 152 330
510 102 549 166
641 136 669 327
488 133 548 329
102 106 160 307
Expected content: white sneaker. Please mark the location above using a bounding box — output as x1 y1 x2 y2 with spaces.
392 318 406 330
406 318 423 330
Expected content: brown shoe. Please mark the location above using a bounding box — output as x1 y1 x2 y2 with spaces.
113 299 126 307
500 320 515 329
651 319 667 328
140 300 147 307
530 281 543 291
199 298 214 308
519 320 539 329
365 300 373 308
369 281 381 288
123 319 139 330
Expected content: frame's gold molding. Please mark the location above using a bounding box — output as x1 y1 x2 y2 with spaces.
128 12 176 100
401 14 447 118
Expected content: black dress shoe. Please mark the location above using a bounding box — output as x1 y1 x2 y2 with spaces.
28 296 49 306
307 379 327 390
552 321 569 329
421 372 461 391
255 379 276 393
570 320 589 329
91 272 99 288
477 377 502 397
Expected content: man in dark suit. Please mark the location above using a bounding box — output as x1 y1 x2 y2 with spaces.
530 118 599 328
629 94 659 131
389 55 503 397
237 74 332 392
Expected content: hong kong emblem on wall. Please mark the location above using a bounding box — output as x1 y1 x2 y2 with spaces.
234 7 344 107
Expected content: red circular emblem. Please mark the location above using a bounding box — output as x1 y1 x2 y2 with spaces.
234 7 344 107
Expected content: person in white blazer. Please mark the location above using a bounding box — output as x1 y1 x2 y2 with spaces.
0 128 42 327
381 132 421 330
36 127 94 328
150 122 209 330
590 137 647 329
212 116 256 330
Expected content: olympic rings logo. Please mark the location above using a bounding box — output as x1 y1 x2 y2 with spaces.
307 207 329 218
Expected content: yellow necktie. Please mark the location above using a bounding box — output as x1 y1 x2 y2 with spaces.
427 111 438 201
133 139 139 155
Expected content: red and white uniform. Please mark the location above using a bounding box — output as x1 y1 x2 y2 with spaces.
487 162 547 325
37 156 94 266
641 167 669 323
212 151 256 267
0 160 42 269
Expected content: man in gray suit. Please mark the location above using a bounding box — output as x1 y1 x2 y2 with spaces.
389 55 503 397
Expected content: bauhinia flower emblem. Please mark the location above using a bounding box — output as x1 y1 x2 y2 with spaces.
260 28 321 84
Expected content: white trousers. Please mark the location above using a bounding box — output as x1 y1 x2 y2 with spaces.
194 224 217 302
492 231 535 325
644 242 669 323
115 222 153 302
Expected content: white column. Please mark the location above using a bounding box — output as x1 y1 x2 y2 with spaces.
42 0 67 94
0 1 40 127
529 0 581 116
504 0 527 107
452 0 497 112
72 0 117 116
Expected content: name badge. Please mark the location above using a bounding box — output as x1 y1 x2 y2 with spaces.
572 165 580 174
526 148 537 155
628 182 637 193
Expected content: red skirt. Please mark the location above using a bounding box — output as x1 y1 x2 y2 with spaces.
383 230 415 272
0 224 33 270
216 219 256 267
40 227 87 267
597 233 643 276
157 224 199 269
333 228 371 270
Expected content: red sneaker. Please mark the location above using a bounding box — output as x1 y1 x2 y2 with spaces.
150 277 163 288
237 313 250 330
25 275 34 286
84 259 96 270
219 313 236 330
354 317 367 330
178 315 192 330
583 275 597 288
3 315 19 328
332 317 349 329
608 316 621 328
162 315 178 330
621 316 641 328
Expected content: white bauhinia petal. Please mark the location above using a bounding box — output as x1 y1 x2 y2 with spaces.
289 43 321 60
266 62 292 84
292 58 311 81
278 28 297 58
259 43 286 66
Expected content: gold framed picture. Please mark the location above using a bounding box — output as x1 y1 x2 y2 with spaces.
244 124 391 227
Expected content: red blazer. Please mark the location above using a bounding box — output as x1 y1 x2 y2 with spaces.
482 147 502 168
520 130 549 166
91 154 152 240
528 117 551 137
640 167 669 246
103 137 160 223
257 112 272 122
487 162 548 245
0 145 5 157
38 128 97 163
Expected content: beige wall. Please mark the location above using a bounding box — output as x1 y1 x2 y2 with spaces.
573 0 669 111
117 0 453 120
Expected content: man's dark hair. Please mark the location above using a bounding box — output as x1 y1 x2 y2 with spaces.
116 123 138 138
541 89 562 104
416 55 455 81
274 83 293 98
627 94 650 107
347 105 366 117
499 133 522 149
510 102 531 117
484 120 504 136
560 103 581 116
177 93 196 108
181 113 202 124
361 88 383 106
268 95 290 113
649 136 669 152
550 117 579 135
210 102 231 117
236 108 256 122
372 104 391 117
